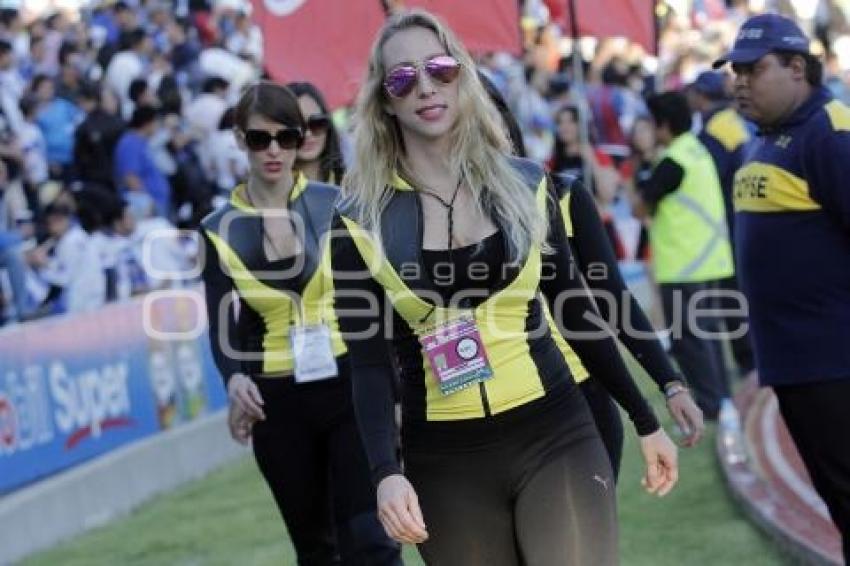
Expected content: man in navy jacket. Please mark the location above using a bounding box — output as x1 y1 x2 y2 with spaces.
716 13 850 560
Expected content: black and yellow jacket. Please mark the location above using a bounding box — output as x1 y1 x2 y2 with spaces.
200 172 346 384
331 157 658 484
553 173 681 393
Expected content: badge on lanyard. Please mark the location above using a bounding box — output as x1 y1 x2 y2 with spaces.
420 315 494 396
290 324 338 383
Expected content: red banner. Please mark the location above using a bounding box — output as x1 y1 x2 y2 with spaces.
251 0 386 109
558 0 656 54
401 0 522 55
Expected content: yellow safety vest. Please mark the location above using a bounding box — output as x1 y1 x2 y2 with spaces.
650 132 734 283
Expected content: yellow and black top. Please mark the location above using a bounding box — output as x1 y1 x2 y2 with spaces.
331 157 658 484
552 172 681 393
200 172 346 384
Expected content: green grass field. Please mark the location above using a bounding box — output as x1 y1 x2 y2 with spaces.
24 376 790 566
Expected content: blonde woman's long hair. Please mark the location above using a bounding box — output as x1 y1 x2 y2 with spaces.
341 9 548 264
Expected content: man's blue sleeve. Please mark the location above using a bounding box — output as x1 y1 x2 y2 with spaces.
114 137 143 179
804 126 850 230
699 133 735 182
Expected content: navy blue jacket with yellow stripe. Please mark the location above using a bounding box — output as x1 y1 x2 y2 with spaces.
734 86 850 386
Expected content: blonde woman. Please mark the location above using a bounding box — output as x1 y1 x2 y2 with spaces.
330 10 678 565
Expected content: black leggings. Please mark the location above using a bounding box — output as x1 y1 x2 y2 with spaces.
403 384 618 566
580 377 625 480
251 373 401 566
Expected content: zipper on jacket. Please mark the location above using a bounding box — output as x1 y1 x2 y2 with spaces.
479 381 492 417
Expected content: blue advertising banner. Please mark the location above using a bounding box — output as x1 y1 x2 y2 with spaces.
0 290 227 493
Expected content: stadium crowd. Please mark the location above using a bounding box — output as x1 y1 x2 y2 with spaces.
0 0 847 325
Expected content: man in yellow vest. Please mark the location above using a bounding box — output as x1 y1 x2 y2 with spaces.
634 91 735 420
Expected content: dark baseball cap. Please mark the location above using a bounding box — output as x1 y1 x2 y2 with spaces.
688 71 727 100
713 13 809 69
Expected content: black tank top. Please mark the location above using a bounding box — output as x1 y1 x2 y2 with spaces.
421 230 505 308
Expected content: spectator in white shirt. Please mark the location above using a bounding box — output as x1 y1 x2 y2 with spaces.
0 10 29 63
17 95 49 188
29 202 105 314
184 76 228 175
105 28 152 117
0 39 25 132
74 190 139 302
207 107 247 193
125 192 189 291
183 76 228 142
0 39 24 99
105 196 140 300
225 11 262 66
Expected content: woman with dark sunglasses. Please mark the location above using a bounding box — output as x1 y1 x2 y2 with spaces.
287 82 346 185
330 10 678 565
198 81 400 565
